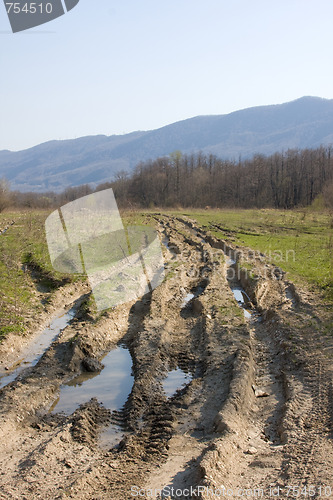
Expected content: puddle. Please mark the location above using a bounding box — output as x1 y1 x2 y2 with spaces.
50 346 134 448
225 256 236 265
0 307 76 389
285 284 298 307
99 422 127 449
162 236 171 249
161 235 177 257
51 346 133 414
163 368 192 398
182 293 195 307
230 287 252 319
181 283 206 309
225 254 253 320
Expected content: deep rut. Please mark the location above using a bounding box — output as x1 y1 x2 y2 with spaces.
0 214 332 499
154 215 332 499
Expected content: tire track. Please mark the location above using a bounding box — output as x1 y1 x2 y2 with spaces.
0 214 332 499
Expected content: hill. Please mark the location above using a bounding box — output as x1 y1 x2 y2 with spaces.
1 96 333 192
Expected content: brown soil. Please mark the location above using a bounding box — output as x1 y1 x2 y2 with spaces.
0 215 332 499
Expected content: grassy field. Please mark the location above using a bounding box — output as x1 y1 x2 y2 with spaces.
176 208 333 298
122 207 333 298
1 207 332 341
0 208 159 340
0 210 77 339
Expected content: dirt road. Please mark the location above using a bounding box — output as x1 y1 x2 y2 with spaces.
0 215 332 499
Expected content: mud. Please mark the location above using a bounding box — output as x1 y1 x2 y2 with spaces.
0 214 332 499
0 306 77 389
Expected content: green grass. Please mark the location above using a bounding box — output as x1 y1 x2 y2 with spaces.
0 210 78 340
2 206 330 343
120 210 156 228
0 209 159 340
169 208 333 298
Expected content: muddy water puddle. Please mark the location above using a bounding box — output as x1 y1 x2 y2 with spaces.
0 307 76 389
226 256 236 266
182 293 195 307
50 345 134 449
163 368 192 398
181 284 206 308
161 234 177 258
230 287 252 319
225 255 253 319
162 235 171 250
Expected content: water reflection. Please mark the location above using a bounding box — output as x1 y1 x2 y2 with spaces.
51 346 133 414
163 368 192 398
0 307 76 389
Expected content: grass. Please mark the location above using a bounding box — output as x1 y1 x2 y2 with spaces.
121 207 332 298
120 210 156 228
0 210 78 340
1 205 331 342
168 208 333 298
0 209 159 340
164 260 179 280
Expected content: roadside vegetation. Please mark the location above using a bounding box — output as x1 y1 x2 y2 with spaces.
122 207 333 301
0 208 158 341
1 205 332 342
0 210 77 340
184 208 333 299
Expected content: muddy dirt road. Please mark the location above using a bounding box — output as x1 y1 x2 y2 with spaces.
0 215 332 499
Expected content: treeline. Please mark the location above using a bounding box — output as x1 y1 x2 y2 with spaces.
110 146 333 209
10 184 94 209
1 146 333 211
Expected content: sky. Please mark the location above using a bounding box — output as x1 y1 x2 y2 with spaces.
1 0 333 151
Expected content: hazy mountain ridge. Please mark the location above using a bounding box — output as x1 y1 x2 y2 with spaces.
1 96 333 192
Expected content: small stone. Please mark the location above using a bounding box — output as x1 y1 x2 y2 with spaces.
252 385 269 397
255 389 269 397
82 357 103 372
245 447 258 455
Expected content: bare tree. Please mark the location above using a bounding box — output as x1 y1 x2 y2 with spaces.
323 181 333 210
0 178 10 212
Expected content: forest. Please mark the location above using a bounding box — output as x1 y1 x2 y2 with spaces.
1 145 333 210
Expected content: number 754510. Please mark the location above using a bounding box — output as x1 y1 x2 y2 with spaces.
5 3 53 14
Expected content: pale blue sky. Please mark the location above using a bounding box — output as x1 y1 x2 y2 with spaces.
1 0 333 151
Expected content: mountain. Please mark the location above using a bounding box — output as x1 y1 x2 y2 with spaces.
1 96 333 192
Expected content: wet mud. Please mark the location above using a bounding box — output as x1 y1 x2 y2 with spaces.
0 214 332 499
